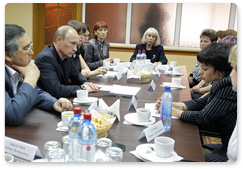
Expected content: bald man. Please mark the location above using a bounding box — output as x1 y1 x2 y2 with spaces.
35 26 98 99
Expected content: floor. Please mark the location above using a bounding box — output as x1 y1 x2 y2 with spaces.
202 136 222 155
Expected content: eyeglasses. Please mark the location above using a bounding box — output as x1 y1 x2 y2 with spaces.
19 42 33 54
84 34 90 38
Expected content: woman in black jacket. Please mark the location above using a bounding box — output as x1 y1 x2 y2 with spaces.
130 27 167 65
156 43 237 162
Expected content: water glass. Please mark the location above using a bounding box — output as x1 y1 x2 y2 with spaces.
48 148 66 162
43 141 61 162
96 138 112 162
105 147 123 162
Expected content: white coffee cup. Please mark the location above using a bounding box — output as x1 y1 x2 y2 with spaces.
173 66 180 74
61 111 74 126
170 61 177 68
136 108 151 122
103 61 110 68
171 77 181 87
5 153 14 162
154 136 175 158
113 58 120 65
76 89 88 101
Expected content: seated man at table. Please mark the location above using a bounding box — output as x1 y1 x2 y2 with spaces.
5 24 73 126
35 25 99 99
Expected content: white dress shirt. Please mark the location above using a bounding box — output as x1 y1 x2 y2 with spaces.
5 65 24 95
227 123 237 162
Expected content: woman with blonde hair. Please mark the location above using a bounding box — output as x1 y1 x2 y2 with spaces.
130 27 167 65
227 45 237 162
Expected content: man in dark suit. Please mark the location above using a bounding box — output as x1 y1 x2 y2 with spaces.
35 25 98 99
5 24 73 126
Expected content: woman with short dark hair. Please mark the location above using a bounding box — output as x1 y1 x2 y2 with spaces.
156 43 237 162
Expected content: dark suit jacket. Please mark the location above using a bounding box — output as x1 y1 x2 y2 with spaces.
130 44 168 64
84 38 110 70
5 67 57 126
35 45 88 99
182 76 237 153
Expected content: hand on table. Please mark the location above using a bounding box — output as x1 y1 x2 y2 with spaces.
53 98 73 112
83 82 99 92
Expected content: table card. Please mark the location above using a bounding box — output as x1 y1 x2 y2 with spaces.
5 136 42 161
138 121 165 142
113 72 122 81
147 80 156 92
128 95 137 112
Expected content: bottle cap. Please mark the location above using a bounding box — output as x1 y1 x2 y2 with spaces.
142 50 145 52
164 86 171 92
73 107 82 114
138 50 141 53
83 113 92 120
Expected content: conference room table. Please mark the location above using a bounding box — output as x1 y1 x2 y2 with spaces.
5 65 205 162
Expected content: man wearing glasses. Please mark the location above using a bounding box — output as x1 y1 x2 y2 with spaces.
5 24 73 126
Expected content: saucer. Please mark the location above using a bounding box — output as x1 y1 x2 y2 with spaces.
124 113 155 126
136 144 183 162
73 97 98 105
161 82 186 89
164 71 183 76
57 121 68 131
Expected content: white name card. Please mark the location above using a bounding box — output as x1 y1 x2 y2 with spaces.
5 136 42 161
147 80 156 92
138 121 165 142
113 72 122 81
128 95 137 111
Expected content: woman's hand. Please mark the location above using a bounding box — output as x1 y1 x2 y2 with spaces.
155 97 161 113
191 84 201 94
172 107 183 119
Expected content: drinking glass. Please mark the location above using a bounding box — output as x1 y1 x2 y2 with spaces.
48 148 66 162
95 138 112 162
105 147 123 162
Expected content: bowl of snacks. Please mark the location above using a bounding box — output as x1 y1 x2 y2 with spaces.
132 69 153 83
91 112 114 138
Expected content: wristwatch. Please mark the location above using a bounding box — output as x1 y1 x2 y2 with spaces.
80 85 86 90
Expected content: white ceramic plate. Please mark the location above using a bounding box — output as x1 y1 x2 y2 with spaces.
161 82 186 89
124 113 155 126
136 144 182 162
57 121 68 131
73 97 98 105
164 71 183 76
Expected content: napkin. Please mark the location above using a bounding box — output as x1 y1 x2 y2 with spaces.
97 71 118 78
156 64 170 72
98 98 120 122
113 66 128 74
127 70 141 83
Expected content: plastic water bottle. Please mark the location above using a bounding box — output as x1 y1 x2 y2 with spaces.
160 86 173 131
68 107 83 162
136 50 142 70
141 50 147 69
78 113 97 162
